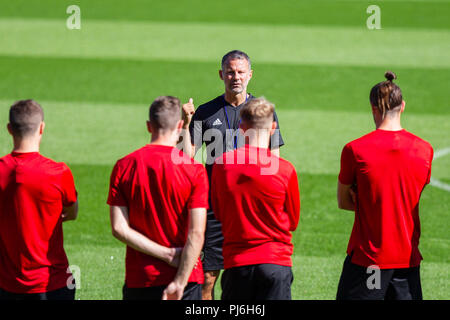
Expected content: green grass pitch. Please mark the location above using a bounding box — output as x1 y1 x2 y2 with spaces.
0 0 448 299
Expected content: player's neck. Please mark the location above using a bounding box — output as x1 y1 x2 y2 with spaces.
247 141 270 150
150 132 178 147
12 138 40 153
246 132 270 150
375 117 403 131
224 91 247 107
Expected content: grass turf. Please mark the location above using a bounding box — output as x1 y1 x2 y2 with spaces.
1 18 449 69
0 56 449 115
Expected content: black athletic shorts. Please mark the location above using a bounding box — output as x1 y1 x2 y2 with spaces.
201 210 224 271
122 282 201 300
221 264 293 300
336 255 423 300
0 285 75 300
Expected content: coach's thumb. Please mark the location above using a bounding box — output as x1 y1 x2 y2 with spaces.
188 98 193 104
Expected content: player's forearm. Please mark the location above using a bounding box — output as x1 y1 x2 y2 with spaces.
288 206 300 231
172 228 204 286
337 181 356 211
112 222 176 264
62 200 78 222
337 191 355 211
286 173 300 231
339 201 354 211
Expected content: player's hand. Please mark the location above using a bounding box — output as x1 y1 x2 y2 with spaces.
181 98 195 128
162 281 185 300
167 247 183 268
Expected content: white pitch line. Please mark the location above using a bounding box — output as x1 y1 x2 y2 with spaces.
430 147 450 192
433 147 450 160
430 178 450 192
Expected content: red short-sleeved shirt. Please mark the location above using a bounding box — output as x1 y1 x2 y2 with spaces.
0 152 77 293
211 145 300 269
107 145 209 288
339 129 433 269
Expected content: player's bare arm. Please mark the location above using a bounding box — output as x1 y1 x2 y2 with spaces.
337 181 356 211
162 207 206 300
62 200 79 222
110 205 181 266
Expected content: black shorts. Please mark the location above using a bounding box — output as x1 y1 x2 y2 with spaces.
221 264 293 300
0 285 75 300
201 210 224 271
122 282 201 300
336 255 423 300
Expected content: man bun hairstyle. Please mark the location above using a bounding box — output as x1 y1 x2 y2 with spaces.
384 71 397 82
240 97 274 129
9 99 44 137
149 96 181 132
369 71 403 119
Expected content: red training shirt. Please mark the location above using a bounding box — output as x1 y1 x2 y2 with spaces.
0 152 77 293
107 144 209 288
339 129 433 269
211 145 300 269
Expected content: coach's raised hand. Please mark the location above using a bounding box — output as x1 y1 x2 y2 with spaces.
181 98 195 129
179 98 196 158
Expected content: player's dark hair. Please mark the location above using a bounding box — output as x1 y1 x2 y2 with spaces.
221 50 251 70
149 96 181 131
9 99 44 137
369 71 403 119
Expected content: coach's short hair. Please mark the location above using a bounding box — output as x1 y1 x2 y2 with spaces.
9 99 44 137
149 96 181 131
221 50 251 70
240 97 274 129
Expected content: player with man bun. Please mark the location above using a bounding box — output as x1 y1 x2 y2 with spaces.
336 71 433 300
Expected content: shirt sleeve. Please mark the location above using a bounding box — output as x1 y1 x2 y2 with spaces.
426 145 434 185
107 161 128 207
270 111 285 149
284 167 300 232
61 164 77 207
189 110 204 150
187 165 209 210
338 143 357 185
